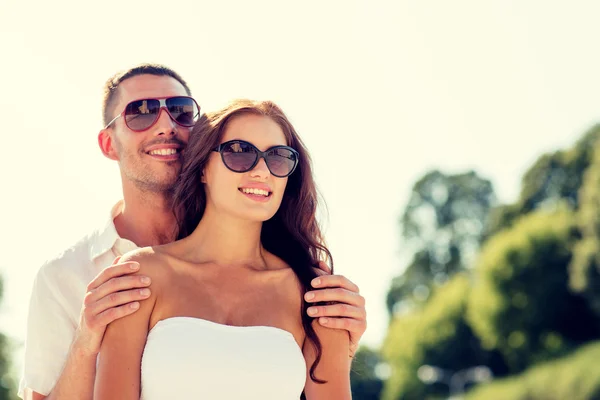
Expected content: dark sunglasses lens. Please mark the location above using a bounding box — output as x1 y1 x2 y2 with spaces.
124 99 160 131
166 97 199 127
221 142 258 172
266 148 297 177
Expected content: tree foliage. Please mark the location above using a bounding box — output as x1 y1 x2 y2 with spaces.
381 124 600 400
465 341 600 400
467 207 599 373
486 124 600 237
569 143 600 319
388 170 496 315
382 275 505 400
350 346 385 400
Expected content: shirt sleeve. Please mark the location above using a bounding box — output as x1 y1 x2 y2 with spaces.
19 262 78 397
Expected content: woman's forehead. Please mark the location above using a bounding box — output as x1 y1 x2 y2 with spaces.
221 114 287 148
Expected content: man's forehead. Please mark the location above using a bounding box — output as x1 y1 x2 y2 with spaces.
115 74 188 105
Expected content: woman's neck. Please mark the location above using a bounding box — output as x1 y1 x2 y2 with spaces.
178 207 267 269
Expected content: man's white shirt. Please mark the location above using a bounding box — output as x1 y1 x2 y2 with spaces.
19 201 138 397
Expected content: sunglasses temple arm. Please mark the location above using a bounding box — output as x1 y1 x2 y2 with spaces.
104 114 121 129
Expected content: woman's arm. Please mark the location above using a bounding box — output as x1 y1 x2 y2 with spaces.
302 320 352 399
94 254 157 400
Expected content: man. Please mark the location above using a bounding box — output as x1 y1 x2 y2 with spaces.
20 64 367 400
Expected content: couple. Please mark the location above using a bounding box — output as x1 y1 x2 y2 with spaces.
21 64 366 399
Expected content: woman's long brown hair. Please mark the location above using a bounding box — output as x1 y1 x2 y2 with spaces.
171 99 333 388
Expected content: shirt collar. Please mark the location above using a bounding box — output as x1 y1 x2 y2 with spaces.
89 200 127 261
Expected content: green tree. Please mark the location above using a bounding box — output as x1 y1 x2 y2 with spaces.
465 341 600 400
570 144 600 320
387 170 496 315
382 275 504 400
467 207 599 373
382 124 600 400
486 124 600 237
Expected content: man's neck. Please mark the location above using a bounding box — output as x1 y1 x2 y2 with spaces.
114 184 177 248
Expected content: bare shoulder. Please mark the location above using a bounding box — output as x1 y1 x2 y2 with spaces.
118 246 157 264
119 247 170 280
281 267 304 304
261 252 305 312
102 248 168 332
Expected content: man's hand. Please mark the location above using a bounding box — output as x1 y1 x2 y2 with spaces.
74 257 152 356
305 261 367 358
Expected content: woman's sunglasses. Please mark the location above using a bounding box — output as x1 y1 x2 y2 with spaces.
213 140 299 178
104 96 200 132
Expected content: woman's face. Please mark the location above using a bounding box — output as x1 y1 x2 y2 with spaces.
202 113 291 222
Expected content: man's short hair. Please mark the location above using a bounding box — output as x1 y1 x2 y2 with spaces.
102 63 192 126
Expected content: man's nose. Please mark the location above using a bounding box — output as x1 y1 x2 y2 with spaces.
153 107 177 136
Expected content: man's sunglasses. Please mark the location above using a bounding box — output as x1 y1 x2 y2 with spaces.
213 140 299 178
104 96 200 132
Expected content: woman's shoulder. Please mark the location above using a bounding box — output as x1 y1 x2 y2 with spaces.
263 253 299 285
263 251 328 289
265 255 320 315
118 246 172 282
120 246 157 265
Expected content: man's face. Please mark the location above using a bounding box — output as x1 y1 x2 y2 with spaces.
103 74 191 193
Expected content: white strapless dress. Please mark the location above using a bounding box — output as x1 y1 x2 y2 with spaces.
140 316 306 399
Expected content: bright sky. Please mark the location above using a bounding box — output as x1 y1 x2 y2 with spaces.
2 0 600 375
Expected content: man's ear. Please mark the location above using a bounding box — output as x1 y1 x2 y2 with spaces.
98 129 119 161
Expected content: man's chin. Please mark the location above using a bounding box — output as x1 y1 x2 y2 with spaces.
151 161 181 177
133 172 179 194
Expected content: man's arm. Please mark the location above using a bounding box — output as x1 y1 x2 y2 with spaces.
23 345 98 400
305 261 367 357
22 259 152 400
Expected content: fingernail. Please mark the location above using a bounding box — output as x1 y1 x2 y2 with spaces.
305 292 315 301
141 276 151 284
312 278 321 287
130 302 140 310
140 289 150 296
320 318 329 324
307 307 318 316
130 263 140 270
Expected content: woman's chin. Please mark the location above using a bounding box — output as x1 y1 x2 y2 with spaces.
230 210 278 224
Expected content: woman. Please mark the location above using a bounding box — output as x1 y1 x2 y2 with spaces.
94 99 352 399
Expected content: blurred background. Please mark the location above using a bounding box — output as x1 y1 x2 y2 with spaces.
2 1 600 399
